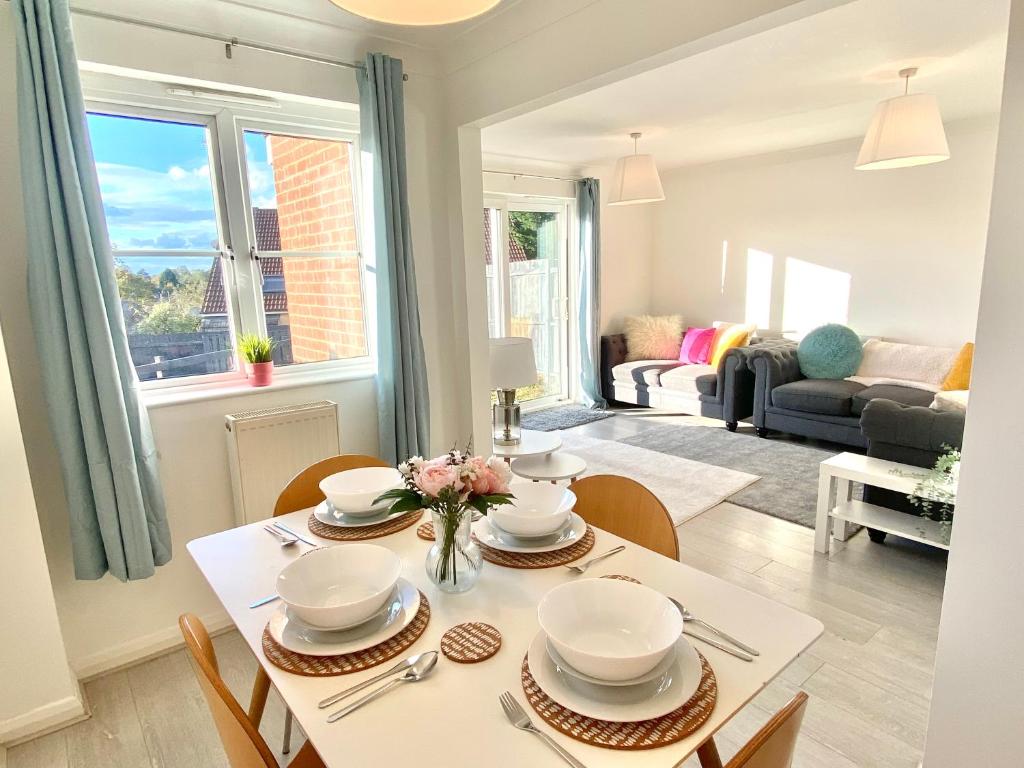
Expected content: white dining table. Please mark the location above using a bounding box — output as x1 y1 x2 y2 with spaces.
187 510 823 768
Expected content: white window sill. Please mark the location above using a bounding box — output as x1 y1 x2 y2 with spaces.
141 364 376 409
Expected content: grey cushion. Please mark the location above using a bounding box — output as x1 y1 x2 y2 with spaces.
772 379 865 416
695 374 717 396
659 364 717 395
850 384 935 416
611 360 682 387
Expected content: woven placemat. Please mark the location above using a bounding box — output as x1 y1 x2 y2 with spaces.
416 521 434 541
474 526 595 569
440 622 501 663
521 650 717 750
307 509 422 541
261 592 430 677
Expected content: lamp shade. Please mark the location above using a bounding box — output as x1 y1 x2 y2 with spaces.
607 153 665 205
328 0 501 25
855 93 950 170
489 337 537 390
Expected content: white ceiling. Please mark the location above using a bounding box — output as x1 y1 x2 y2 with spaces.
481 0 1011 171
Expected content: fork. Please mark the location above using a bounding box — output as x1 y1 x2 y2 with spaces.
564 545 625 575
499 691 587 768
263 525 297 547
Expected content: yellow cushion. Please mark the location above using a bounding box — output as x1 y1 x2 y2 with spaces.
941 342 974 390
710 324 753 367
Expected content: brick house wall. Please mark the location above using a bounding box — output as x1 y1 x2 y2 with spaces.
268 135 367 363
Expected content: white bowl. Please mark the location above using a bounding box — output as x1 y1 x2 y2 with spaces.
489 483 575 537
319 467 403 516
537 579 683 682
276 544 402 630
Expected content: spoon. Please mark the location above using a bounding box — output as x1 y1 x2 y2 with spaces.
318 651 438 709
327 651 439 722
263 525 297 547
668 597 758 658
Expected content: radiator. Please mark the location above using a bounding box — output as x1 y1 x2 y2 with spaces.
225 400 340 526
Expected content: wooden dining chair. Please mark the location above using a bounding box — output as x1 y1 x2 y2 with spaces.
568 474 680 559
251 453 391 753
698 691 808 768
179 614 326 768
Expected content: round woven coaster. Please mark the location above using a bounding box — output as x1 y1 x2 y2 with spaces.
307 509 422 541
521 650 717 750
440 622 501 664
474 526 595 569
601 574 641 583
416 521 434 541
261 592 430 677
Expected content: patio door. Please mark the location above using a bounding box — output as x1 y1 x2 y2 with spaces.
484 197 572 407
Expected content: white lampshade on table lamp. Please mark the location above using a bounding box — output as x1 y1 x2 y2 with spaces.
608 132 665 206
856 68 950 170
490 337 537 446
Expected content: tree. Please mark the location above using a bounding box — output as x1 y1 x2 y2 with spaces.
134 299 200 335
158 268 180 291
507 211 556 260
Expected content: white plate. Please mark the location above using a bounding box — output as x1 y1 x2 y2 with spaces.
268 578 420 657
546 638 676 688
312 500 414 529
492 515 573 542
472 513 586 553
527 630 701 722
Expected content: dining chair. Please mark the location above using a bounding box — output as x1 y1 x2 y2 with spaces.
567 474 680 559
251 453 391 753
699 691 808 768
178 614 326 768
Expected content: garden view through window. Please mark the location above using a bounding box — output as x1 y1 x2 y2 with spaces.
87 109 368 383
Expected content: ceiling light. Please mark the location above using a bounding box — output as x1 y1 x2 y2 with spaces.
856 68 950 171
328 0 502 26
608 132 665 206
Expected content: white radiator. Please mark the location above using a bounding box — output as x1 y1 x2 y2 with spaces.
225 400 340 526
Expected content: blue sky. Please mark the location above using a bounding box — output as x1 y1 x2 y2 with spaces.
87 113 276 269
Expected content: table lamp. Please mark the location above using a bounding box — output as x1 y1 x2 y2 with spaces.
489 337 537 446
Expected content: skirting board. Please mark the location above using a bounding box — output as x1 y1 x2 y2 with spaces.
74 609 232 681
0 692 86 746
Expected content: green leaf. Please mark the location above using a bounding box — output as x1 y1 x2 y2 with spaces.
373 488 419 506
466 496 490 515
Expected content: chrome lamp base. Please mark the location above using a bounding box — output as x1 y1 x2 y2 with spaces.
492 388 522 445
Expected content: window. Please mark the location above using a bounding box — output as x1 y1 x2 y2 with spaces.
86 100 368 387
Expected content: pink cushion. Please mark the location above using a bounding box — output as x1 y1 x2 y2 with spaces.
679 327 715 364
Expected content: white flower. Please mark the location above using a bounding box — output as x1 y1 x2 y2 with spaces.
486 456 513 486
399 456 425 476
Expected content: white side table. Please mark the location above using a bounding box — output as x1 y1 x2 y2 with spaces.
491 429 562 463
511 453 587 484
815 452 954 554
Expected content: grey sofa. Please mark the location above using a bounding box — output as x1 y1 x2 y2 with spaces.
859 398 965 543
601 334 791 430
748 344 936 448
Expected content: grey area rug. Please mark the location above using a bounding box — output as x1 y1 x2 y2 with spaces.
522 405 614 432
618 424 862 528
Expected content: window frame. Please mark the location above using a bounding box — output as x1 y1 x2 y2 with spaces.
84 89 374 392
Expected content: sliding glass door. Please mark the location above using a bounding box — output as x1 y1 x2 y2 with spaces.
484 197 571 405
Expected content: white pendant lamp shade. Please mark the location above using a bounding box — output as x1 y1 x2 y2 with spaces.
856 69 950 171
608 133 665 206
489 337 537 390
328 0 501 26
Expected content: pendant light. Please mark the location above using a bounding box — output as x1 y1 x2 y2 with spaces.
856 68 950 170
608 132 665 206
328 0 501 26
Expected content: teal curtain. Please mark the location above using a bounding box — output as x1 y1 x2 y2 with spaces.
13 0 171 581
357 53 430 464
577 178 606 408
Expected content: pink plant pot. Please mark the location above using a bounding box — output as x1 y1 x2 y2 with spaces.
249 361 274 387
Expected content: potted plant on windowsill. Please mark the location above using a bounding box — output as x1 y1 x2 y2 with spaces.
238 334 276 387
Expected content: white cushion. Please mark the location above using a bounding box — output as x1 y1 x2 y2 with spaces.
612 360 682 387
931 390 969 413
850 339 956 388
659 364 716 394
623 315 684 361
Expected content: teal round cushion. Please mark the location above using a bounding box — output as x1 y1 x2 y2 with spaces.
797 324 863 379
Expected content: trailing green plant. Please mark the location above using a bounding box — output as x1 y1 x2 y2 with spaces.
890 444 959 543
237 333 275 364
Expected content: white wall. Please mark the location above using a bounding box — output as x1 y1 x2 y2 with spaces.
0 0 461 684
648 117 999 345
923 2 1024 764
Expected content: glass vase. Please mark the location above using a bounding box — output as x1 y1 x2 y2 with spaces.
425 506 482 594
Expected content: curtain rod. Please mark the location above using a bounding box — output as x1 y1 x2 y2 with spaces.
483 169 582 183
68 7 408 80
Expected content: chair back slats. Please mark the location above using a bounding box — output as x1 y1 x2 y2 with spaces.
274 454 390 516
725 692 809 768
567 475 679 559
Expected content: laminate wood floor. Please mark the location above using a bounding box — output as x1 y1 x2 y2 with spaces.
9 412 945 768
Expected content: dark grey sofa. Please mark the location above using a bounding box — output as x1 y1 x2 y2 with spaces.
601 334 791 430
748 344 935 448
859 398 965 542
